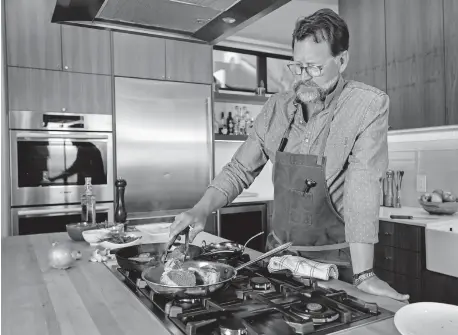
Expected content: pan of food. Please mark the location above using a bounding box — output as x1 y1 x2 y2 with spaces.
114 243 203 272
141 242 292 298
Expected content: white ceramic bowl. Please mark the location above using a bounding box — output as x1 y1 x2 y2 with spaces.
82 229 111 246
99 233 142 250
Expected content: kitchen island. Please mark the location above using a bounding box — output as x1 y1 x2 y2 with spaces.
2 232 406 335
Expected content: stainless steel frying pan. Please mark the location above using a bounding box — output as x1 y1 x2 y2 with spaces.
141 242 292 298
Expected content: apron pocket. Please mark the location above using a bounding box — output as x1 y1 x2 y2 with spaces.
288 191 313 226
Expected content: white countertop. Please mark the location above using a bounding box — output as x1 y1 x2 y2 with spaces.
379 206 458 227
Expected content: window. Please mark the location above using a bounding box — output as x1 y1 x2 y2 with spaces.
213 50 257 91
266 58 295 93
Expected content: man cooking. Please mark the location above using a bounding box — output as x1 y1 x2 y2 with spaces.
168 8 409 301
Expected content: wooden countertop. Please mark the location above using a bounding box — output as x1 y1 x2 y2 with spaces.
2 232 406 335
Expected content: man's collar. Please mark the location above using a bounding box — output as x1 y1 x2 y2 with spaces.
324 76 345 109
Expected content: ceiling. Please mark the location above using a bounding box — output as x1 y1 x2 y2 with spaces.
219 0 339 54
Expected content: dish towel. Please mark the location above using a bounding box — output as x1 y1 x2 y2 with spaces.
267 255 339 281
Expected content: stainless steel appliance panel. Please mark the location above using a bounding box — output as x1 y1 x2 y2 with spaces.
115 77 212 214
10 130 114 206
11 203 114 236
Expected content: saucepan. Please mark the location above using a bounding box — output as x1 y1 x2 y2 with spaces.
200 231 265 258
114 242 203 272
141 241 292 298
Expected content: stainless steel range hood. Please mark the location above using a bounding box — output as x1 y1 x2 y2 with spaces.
51 0 291 44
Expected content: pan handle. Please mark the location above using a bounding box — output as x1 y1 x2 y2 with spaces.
242 231 264 251
235 242 292 272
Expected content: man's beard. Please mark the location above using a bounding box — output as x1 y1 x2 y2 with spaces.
293 75 339 103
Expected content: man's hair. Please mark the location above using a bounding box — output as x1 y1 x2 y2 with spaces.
292 8 349 57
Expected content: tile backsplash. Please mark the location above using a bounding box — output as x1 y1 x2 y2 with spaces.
387 126 458 207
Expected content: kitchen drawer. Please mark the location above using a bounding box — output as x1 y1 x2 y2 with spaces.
375 244 422 278
375 268 421 303
378 220 422 252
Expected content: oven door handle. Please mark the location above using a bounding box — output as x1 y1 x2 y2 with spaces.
16 132 110 140
17 205 112 218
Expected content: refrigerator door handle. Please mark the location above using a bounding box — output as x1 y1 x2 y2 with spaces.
206 97 214 182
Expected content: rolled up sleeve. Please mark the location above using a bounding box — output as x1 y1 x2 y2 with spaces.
344 94 389 244
209 97 275 205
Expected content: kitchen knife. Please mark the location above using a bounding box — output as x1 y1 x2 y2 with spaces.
390 215 437 220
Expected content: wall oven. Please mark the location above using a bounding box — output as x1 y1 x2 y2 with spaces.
11 204 114 236
9 111 114 207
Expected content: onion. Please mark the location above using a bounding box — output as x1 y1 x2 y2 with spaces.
48 242 80 269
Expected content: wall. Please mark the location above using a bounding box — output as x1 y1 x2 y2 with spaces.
387 126 458 208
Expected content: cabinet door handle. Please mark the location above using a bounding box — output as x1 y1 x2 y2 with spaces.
384 232 392 236
385 256 392 260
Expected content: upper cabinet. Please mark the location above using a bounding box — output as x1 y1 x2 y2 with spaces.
8 67 112 115
5 0 112 75
61 26 112 75
113 32 212 84
6 0 62 70
340 0 386 92
165 40 212 84
385 0 445 130
444 0 458 125
113 32 166 80
340 0 454 130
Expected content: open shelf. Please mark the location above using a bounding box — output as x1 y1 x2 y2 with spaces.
214 92 269 105
215 134 248 141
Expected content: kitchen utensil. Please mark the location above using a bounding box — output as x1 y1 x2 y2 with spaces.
418 200 458 215
141 242 292 298
162 226 191 261
394 302 458 335
390 215 438 220
200 231 264 257
115 243 203 272
394 171 404 208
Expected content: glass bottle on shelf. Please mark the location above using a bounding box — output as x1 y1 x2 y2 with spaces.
244 107 251 133
81 177 96 225
219 111 225 134
234 106 240 135
227 112 234 135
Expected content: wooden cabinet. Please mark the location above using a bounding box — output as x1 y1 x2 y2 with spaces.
444 0 458 125
339 0 386 92
385 0 445 130
5 0 62 70
61 26 112 75
375 220 458 305
8 68 112 115
113 32 212 84
113 32 166 80
165 40 212 84
5 0 112 75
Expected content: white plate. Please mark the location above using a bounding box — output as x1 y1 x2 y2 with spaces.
394 302 458 335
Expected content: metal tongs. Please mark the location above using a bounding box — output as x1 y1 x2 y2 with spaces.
162 226 191 262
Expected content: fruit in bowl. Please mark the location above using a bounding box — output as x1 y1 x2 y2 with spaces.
418 189 458 215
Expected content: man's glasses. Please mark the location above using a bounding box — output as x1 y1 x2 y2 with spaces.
287 58 336 77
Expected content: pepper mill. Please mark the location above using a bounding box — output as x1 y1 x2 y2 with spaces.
383 170 395 207
114 178 127 223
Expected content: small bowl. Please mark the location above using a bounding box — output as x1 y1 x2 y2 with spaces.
82 229 111 245
66 222 99 241
418 199 458 215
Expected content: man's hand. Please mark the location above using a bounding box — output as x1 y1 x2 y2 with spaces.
166 208 207 251
357 275 409 302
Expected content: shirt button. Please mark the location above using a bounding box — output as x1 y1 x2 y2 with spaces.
305 138 309 143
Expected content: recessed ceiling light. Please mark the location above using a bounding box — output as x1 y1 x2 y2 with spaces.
222 17 236 24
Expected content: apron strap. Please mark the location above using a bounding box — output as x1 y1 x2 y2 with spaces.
290 242 349 252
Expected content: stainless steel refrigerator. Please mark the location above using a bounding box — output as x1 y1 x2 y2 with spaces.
115 77 213 219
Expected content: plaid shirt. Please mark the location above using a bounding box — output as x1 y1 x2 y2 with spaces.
210 78 389 244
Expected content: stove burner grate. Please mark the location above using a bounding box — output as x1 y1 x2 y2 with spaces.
250 277 272 291
290 301 340 324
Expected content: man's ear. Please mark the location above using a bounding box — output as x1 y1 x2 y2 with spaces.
338 50 349 74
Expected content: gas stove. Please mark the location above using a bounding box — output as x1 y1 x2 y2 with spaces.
107 255 393 335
